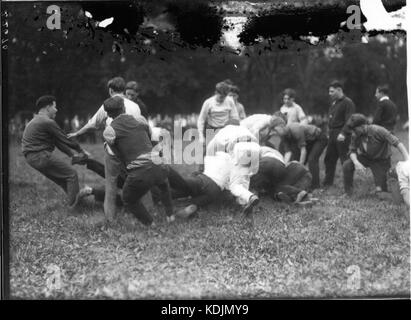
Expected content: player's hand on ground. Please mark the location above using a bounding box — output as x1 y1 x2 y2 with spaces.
67 132 78 139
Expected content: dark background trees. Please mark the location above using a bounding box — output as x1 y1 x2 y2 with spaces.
4 1 407 126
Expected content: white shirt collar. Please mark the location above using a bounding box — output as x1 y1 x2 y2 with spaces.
379 96 389 101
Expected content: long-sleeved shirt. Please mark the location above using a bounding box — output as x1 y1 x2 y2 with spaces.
197 95 239 138
280 102 307 125
206 125 257 156
87 94 141 155
203 144 259 205
21 114 83 157
373 96 397 132
328 95 355 134
86 94 141 130
349 124 400 160
282 123 322 151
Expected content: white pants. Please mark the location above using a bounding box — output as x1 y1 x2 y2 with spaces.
228 165 253 205
396 161 410 206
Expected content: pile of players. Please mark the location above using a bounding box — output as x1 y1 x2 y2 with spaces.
21 77 409 226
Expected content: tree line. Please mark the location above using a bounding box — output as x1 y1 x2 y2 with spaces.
5 2 407 126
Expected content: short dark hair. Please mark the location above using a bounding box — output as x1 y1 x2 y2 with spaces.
329 80 344 90
125 81 140 92
283 88 296 99
230 85 240 95
104 96 125 118
377 84 389 95
346 113 368 130
222 79 234 86
36 95 56 110
107 77 126 93
215 82 230 96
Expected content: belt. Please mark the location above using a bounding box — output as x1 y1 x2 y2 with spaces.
126 152 155 171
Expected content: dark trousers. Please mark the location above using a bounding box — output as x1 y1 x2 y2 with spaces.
250 157 287 193
251 158 312 201
84 158 125 188
283 134 328 189
122 164 173 225
306 134 328 189
79 158 123 205
324 129 351 186
276 162 312 200
343 155 391 194
104 149 127 220
281 162 312 189
279 140 299 159
25 151 79 206
167 166 221 207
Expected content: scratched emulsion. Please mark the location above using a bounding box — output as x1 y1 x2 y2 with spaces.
80 0 223 48
77 0 405 49
239 0 406 46
80 1 145 41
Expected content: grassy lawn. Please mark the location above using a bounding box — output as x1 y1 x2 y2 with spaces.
8 131 410 298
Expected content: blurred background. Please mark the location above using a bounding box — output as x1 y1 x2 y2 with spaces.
4 1 407 143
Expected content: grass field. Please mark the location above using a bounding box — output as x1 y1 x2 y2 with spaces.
8 131 410 298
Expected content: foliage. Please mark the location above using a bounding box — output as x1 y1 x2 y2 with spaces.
4 2 408 123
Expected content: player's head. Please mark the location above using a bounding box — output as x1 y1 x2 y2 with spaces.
375 84 389 100
36 95 57 119
215 81 230 102
328 80 344 101
270 115 287 136
283 88 296 106
229 85 240 100
104 96 125 119
346 113 368 136
107 77 126 96
125 81 140 101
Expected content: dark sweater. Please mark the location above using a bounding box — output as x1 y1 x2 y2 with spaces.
283 123 322 151
373 98 397 132
131 97 148 119
21 114 82 156
328 95 356 134
110 114 153 167
349 124 400 160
